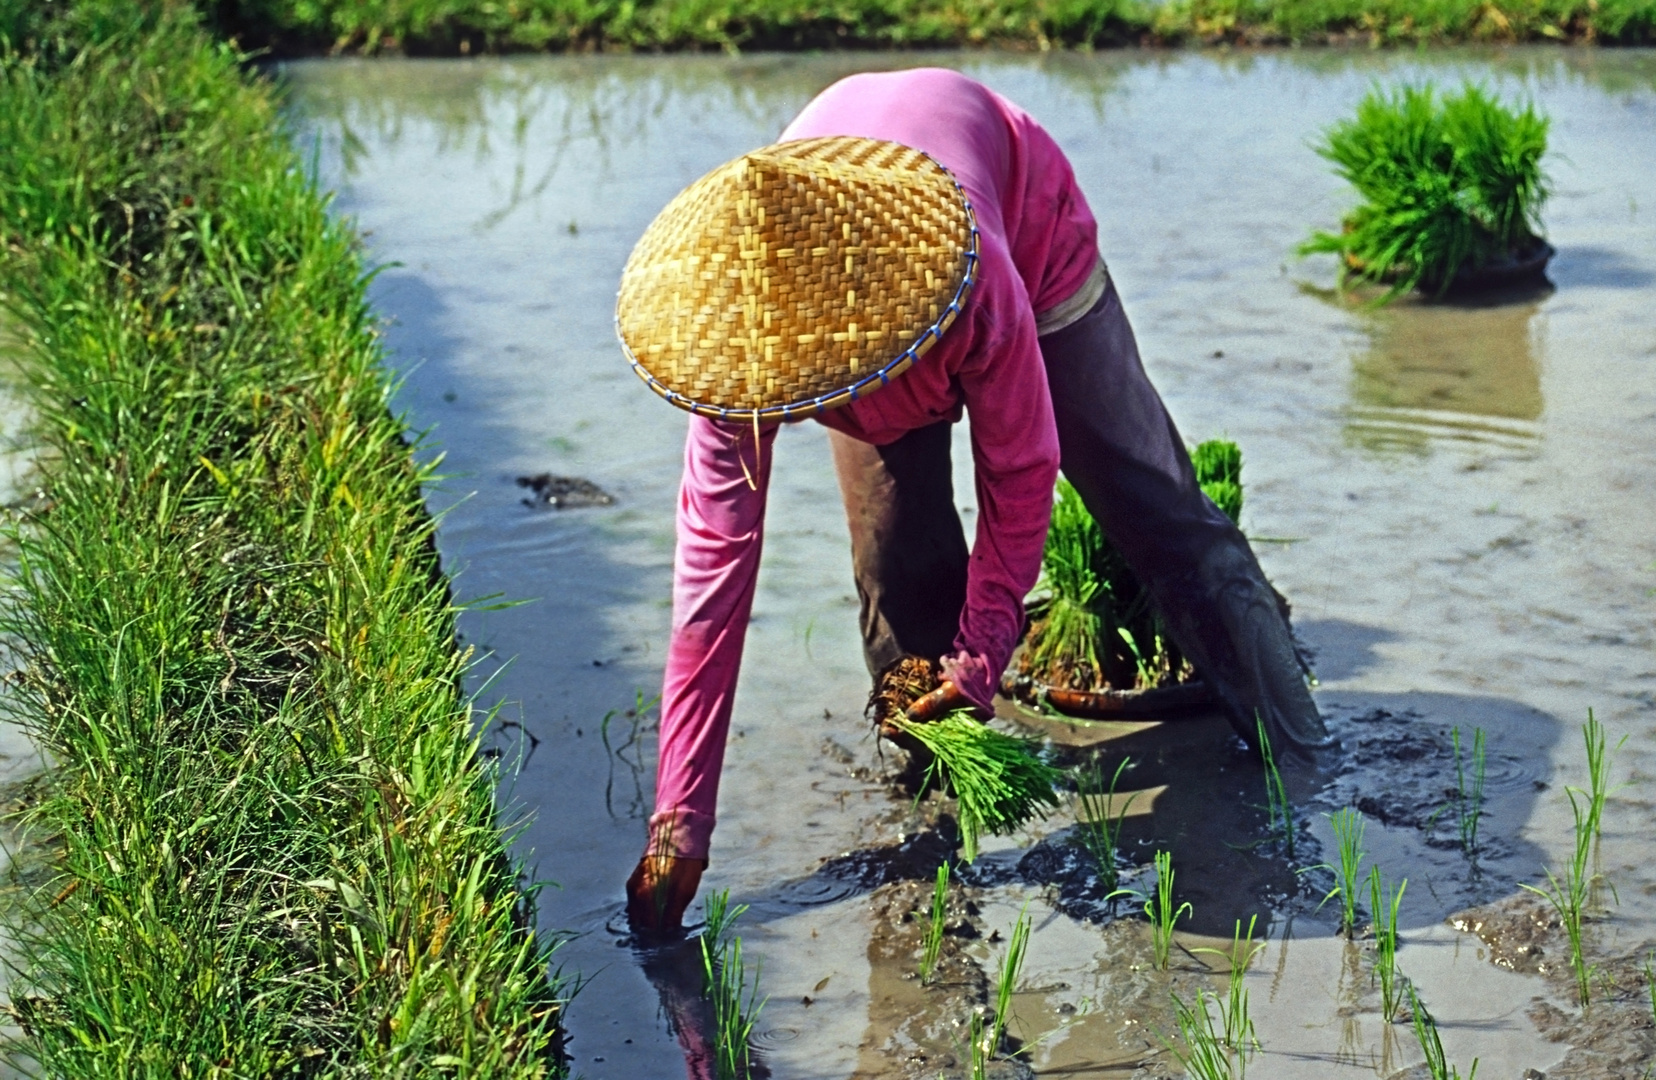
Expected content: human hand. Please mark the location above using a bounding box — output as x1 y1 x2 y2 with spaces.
625 853 706 934
880 679 988 737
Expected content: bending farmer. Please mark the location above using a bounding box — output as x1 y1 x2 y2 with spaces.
615 69 1330 932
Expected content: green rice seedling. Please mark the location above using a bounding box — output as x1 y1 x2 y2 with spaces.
1523 712 1626 1005
968 1011 990 1080
920 863 949 984
1408 987 1479 1080
699 890 766 1080
1075 756 1138 894
990 905 1033 1055
1258 717 1296 858
1645 951 1655 1030
1522 783 1596 1005
1368 867 1408 1022
1301 82 1549 302
889 712 1063 862
1317 807 1368 936
1163 991 1237 1080
1193 915 1263 1057
1452 727 1487 857
1581 710 1626 877
1145 850 1194 970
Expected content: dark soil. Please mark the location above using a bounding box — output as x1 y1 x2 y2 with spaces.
515 473 615 509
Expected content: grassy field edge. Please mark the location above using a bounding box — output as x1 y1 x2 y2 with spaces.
0 3 567 1073
199 0 1656 56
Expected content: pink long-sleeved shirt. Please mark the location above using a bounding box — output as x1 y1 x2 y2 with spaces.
648 69 1099 860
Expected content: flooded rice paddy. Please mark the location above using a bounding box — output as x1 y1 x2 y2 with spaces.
286 49 1656 1078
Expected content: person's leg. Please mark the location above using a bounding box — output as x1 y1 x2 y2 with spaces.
1038 279 1331 757
828 421 968 679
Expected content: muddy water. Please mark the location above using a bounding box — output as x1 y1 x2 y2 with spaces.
285 50 1656 1078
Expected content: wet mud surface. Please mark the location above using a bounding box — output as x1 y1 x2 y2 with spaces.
286 49 1656 1079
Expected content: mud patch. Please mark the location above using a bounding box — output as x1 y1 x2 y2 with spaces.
856 877 997 1080
515 473 614 508
1450 891 1656 1079
1316 705 1529 857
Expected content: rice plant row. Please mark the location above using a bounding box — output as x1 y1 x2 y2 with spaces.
0 5 565 1071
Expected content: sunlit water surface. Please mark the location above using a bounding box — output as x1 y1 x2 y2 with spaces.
285 49 1656 1079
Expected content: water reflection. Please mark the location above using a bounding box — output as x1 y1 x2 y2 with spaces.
1345 288 1548 455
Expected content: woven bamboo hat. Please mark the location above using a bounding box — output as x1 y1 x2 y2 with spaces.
616 136 979 421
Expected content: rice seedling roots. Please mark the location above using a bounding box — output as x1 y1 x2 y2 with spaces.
0 4 566 1071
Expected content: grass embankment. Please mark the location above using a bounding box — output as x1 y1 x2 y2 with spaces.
207 0 1656 53
0 4 565 1072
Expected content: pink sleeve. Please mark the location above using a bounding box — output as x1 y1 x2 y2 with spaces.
648 417 777 861
948 279 1060 710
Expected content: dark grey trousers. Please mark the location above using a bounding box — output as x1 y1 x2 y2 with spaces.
828 280 1330 757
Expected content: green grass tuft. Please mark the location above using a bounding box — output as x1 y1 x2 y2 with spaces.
1301 82 1550 301
0 4 566 1071
891 712 1063 862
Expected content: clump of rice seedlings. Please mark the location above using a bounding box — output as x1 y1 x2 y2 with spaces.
1258 717 1297 858
1075 756 1138 894
1193 916 1263 1057
888 712 1063 862
1408 987 1479 1080
1315 807 1368 936
990 905 1033 1056
1452 727 1487 857
1022 440 1242 697
920 863 949 984
1190 439 1244 525
699 890 766 1080
1145 850 1194 970
1368 867 1408 1022
1302 82 1550 302
1025 479 1111 689
1163 992 1239 1080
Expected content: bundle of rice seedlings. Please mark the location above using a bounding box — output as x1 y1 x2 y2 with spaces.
1023 479 1111 688
1191 438 1243 525
1301 82 1550 301
888 712 1062 862
1022 439 1242 695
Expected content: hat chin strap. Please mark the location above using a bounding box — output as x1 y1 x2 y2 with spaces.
736 410 763 492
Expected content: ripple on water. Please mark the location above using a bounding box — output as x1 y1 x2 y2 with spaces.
1344 405 1541 457
750 1027 801 1052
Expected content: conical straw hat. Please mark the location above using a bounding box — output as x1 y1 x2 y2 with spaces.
616 136 979 421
